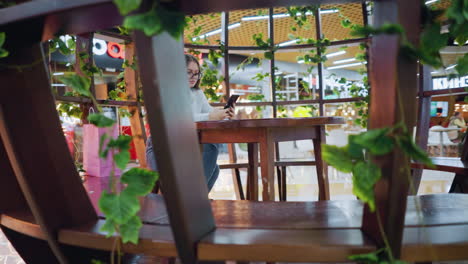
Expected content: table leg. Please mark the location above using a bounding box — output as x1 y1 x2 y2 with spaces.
439 132 444 156
246 143 259 201
260 132 275 201
313 127 330 200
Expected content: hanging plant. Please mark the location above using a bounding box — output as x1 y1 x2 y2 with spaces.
0 32 9 58
113 0 187 39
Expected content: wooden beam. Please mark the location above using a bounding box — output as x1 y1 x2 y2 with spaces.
124 42 147 168
362 0 420 257
134 31 215 264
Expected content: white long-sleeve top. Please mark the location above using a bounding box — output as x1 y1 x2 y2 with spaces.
190 88 213 122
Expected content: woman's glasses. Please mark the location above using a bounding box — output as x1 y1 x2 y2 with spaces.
187 71 202 79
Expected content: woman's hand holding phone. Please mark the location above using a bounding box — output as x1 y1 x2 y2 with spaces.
209 106 234 120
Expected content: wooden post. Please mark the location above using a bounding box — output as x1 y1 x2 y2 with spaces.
134 31 215 264
362 0 420 257
124 42 147 168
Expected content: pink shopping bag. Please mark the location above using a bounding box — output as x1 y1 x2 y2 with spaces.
83 124 122 177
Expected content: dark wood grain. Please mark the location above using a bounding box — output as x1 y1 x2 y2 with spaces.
196 117 344 130
247 143 259 201
0 41 97 263
134 31 215 264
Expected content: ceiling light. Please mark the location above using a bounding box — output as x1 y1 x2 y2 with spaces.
241 9 338 21
333 58 357 64
52 84 66 87
446 64 457 70
326 50 346 58
326 62 366 70
53 72 65 76
278 39 299 47
425 0 438 4
192 23 241 41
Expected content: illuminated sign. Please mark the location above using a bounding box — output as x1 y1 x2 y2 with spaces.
93 39 125 59
433 76 468 90
59 35 125 59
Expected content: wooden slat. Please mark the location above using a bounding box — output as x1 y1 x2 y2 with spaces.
198 228 376 262
124 43 147 168
134 31 215 264
0 139 27 214
196 117 345 130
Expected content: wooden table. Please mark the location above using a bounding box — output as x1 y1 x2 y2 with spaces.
196 117 344 201
412 157 468 193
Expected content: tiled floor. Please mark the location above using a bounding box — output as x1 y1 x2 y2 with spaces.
0 231 24 264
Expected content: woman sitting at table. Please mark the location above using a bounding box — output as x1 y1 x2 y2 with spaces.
447 112 467 142
146 54 234 192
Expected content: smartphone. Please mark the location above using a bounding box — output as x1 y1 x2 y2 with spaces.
224 95 239 109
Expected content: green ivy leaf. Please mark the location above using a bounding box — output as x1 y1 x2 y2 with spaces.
420 23 448 53
396 134 434 168
341 18 352 28
108 135 133 150
124 7 162 36
353 128 394 155
0 32 5 48
156 5 187 39
0 49 8 58
58 74 91 97
114 150 131 170
120 215 142 244
456 53 468 76
123 5 186 39
88 113 115 128
100 218 116 237
322 145 354 173
348 135 364 159
99 133 109 158
352 161 381 212
113 0 141 15
121 168 159 196
348 251 379 263
99 191 140 224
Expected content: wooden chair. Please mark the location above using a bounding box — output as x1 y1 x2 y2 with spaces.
2 1 468 264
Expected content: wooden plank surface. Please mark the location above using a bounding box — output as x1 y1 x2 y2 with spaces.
196 117 344 130
411 157 468 175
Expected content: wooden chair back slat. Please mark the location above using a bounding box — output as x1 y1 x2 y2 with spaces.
134 31 215 264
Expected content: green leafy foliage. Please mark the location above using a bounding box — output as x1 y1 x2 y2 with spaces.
322 124 433 212
99 191 140 225
123 4 186 39
252 33 278 60
322 145 354 173
113 0 141 15
58 74 91 97
0 32 8 58
456 53 468 76
121 168 159 196
56 103 82 119
88 113 115 128
286 5 318 29
352 161 381 211
120 215 143 244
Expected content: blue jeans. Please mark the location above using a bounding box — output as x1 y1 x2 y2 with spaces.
146 137 220 192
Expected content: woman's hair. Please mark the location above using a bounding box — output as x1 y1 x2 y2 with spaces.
185 54 201 89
